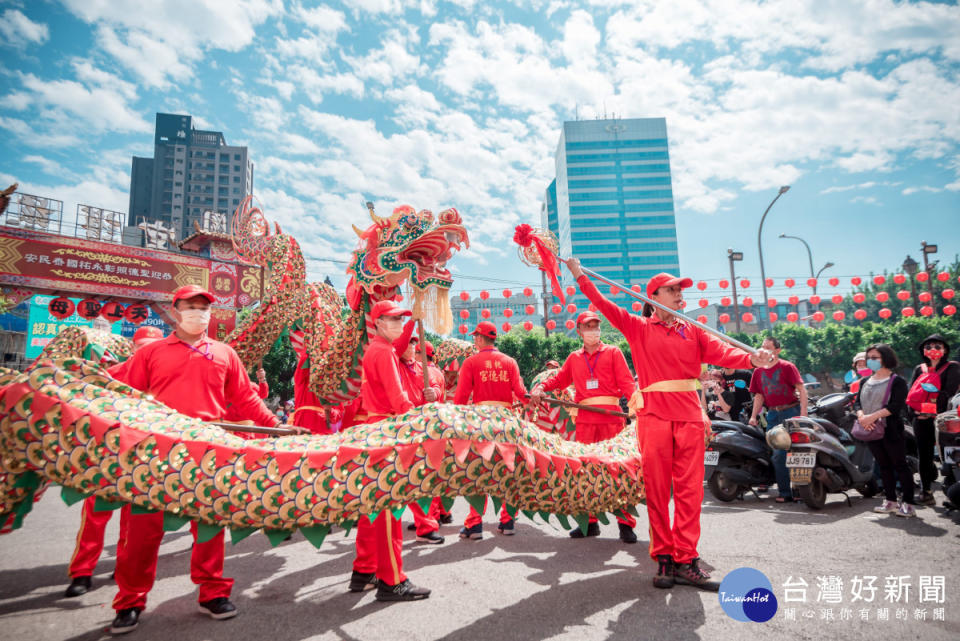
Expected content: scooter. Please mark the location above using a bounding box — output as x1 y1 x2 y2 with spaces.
780 414 879 509
936 392 960 510
704 419 775 502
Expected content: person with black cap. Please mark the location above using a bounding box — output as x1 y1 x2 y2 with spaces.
907 334 960 505
530 311 639 542
454 320 528 538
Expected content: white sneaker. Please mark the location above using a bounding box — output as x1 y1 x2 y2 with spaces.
895 503 916 518
873 500 898 514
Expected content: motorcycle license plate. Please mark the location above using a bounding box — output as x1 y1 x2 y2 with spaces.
704 451 719 466
786 453 816 468
790 468 813 484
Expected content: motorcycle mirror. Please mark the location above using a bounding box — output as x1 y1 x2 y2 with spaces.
843 370 857 384
921 382 939 393
734 379 747 389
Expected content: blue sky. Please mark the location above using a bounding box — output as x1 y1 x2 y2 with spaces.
1 0 958 307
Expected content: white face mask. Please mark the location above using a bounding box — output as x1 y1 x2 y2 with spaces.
177 308 211 334
378 318 404 341
581 329 601 345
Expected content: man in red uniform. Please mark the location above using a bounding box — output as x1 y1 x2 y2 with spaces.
63 326 164 599
566 260 774 591
108 285 280 633
454 321 528 538
423 341 454 524
350 300 431 601
530 311 639 543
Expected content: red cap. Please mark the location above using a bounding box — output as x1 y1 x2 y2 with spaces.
471 321 497 339
646 272 693 298
576 311 600 325
132 325 164 345
172 284 215 304
425 341 435 359
371 299 412 322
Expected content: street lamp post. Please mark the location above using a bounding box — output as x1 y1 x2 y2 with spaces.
728 248 744 332
758 186 791 327
921 241 938 310
903 255 920 310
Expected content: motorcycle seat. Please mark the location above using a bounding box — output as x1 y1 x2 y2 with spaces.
740 423 766 441
810 417 850 442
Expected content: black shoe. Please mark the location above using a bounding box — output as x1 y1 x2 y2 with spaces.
438 513 453 525
416 530 444 544
497 519 515 535
65 576 91 598
569 522 600 538
375 579 431 602
110 608 141 634
618 523 638 544
406 523 417 531
197 597 237 620
653 555 675 589
919 491 936 506
674 558 720 592
348 571 378 592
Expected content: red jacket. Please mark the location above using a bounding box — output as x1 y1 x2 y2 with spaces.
454 347 527 405
361 335 413 418
540 343 637 423
578 275 752 422
114 333 278 426
398 358 444 406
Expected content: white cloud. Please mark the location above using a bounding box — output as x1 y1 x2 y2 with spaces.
0 9 49 49
280 132 323 155
23 155 71 178
850 195 881 205
902 185 942 195
342 26 422 85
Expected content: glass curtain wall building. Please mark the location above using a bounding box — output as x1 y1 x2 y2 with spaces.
543 118 680 315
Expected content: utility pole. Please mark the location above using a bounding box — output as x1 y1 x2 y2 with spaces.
728 249 743 332
541 270 551 337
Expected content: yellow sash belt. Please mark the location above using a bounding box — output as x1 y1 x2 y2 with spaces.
478 400 512 408
579 396 621 406
628 379 699 414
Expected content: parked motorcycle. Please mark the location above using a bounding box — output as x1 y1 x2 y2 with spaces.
704 419 775 502
936 391 960 510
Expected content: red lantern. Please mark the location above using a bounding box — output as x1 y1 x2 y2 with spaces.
123 303 149 324
920 306 934 317
893 274 906 285
786 312 799 323
459 291 470 301
632 302 642 312
479 290 490 300
525 304 535 314
768 298 777 307
100 301 125 323
937 271 950 282
48 296 75 320
523 321 533 331
76 298 102 320
459 324 468 334
566 303 577 314
481 309 491 319
829 294 841 304
565 319 575 330
876 291 889 303
785 278 795 288
696 281 707 291
698 298 709 308
828 277 839 287
742 297 753 307
589 304 597 312
768 312 778 323
459 309 470 319
502 289 512 298
565 286 576 296
809 295 821 305
502 322 512 332
916 271 929 283
878 308 892 319
697 314 708 324
721 296 732 307
812 311 825 323
631 284 642 293
551 304 562 314
919 291 932 303
807 278 817 288
719 279 729 289
610 286 620 295
523 287 533 297
901 307 915 317
833 311 845 321
765 278 774 287
740 279 750 289
853 293 866 304
854 309 867 321
851 277 862 286
873 275 886 285
503 308 514 318
742 312 754 323
789 295 799 305
718 313 730 324
896 290 910 301
546 320 556 330
943 289 955 300
944 304 956 316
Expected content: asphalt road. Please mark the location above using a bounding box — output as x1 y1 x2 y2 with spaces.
1 486 958 641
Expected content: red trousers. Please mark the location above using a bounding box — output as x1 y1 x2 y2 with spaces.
464 502 512 528
407 502 439 536
68 496 130 578
636 416 706 564
431 497 449 516
353 512 405 585
112 507 233 611
576 420 636 528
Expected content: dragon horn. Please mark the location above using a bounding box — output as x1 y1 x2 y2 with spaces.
352 224 366 238
366 202 386 225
